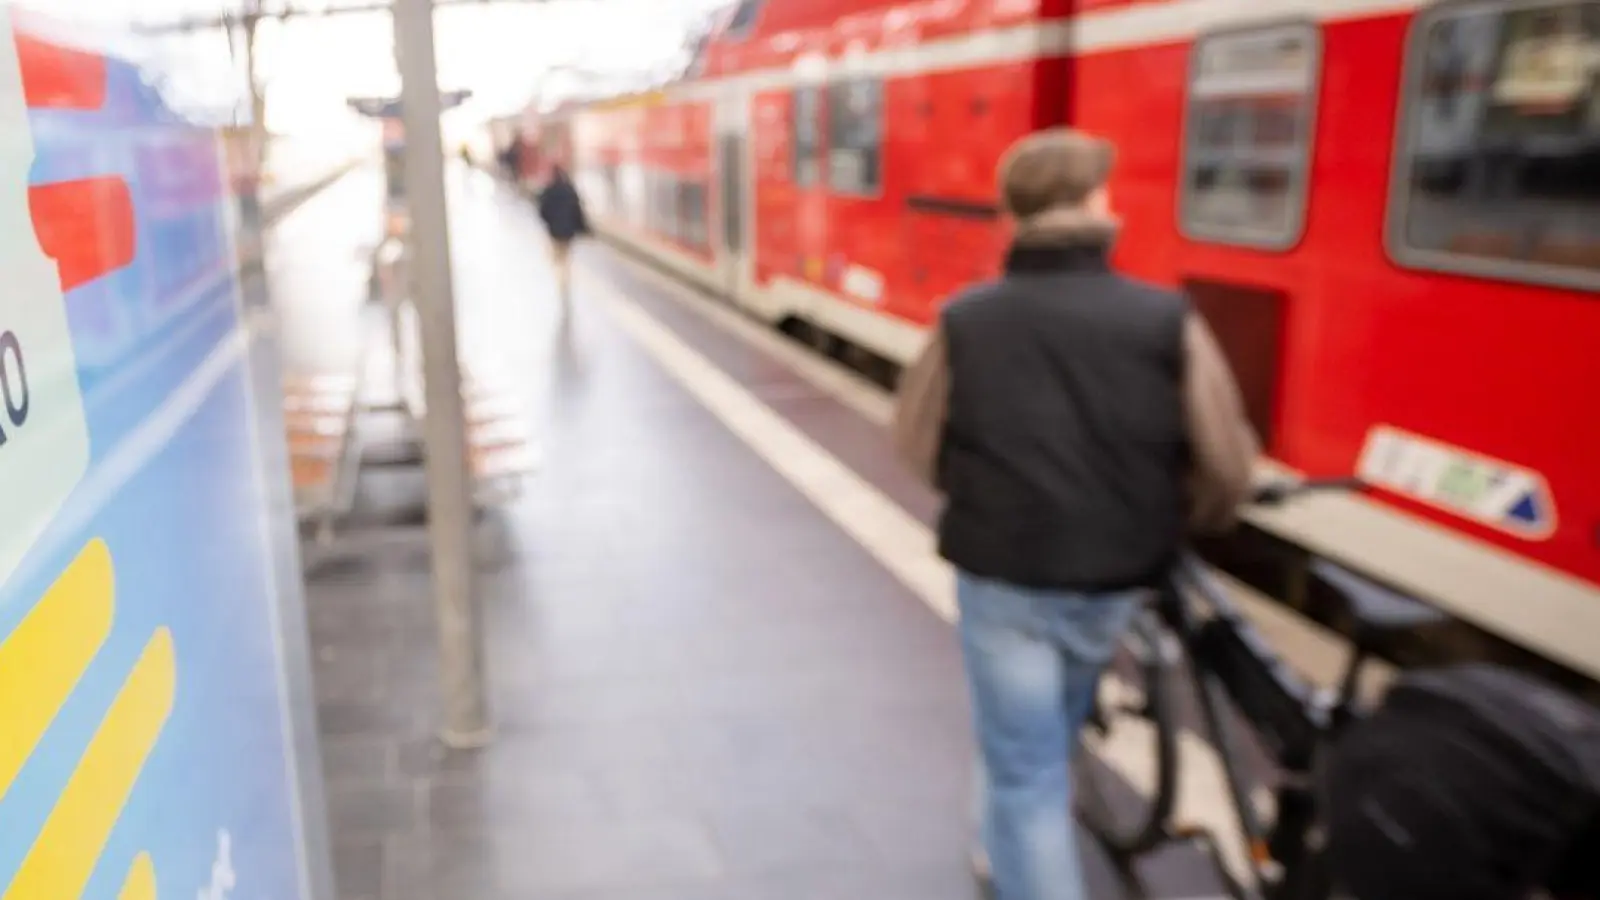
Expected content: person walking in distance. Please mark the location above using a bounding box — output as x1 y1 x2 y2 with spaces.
892 128 1259 900
536 163 590 306
501 134 525 183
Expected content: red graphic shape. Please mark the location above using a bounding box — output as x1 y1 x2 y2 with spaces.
29 178 137 291
17 33 108 111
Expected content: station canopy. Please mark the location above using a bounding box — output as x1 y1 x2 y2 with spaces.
348 89 474 119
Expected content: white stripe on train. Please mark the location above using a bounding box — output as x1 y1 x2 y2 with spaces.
617 0 1430 103
1067 0 1424 54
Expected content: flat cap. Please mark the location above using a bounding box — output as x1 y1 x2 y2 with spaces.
998 128 1115 219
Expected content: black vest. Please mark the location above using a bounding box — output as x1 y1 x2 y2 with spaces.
937 241 1190 591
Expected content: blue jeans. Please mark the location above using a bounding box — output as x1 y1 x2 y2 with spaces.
957 571 1141 900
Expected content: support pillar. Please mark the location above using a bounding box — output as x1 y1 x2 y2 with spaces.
392 0 490 748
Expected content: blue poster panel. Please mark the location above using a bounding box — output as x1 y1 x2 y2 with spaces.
0 5 324 899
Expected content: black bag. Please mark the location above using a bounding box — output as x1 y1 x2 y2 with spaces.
1322 664 1600 900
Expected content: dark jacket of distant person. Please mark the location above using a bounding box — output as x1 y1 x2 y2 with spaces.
500 137 522 178
537 166 589 243
892 129 1259 592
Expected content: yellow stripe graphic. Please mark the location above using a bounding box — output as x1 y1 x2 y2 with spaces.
3 628 177 900
0 539 115 803
117 853 156 900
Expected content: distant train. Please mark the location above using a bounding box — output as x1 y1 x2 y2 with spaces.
524 0 1599 674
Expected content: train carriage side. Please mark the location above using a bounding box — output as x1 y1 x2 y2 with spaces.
737 1 1073 361
1072 0 1599 586
573 0 1073 364
643 99 716 267
570 92 718 287
1067 0 1600 682
565 0 1600 681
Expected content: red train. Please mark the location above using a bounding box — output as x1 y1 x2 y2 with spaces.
529 0 1599 676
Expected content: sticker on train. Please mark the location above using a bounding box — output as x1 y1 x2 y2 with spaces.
1356 425 1557 541
841 263 884 305
0 25 90 588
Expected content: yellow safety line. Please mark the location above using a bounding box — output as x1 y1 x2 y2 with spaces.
117 853 156 900
4 628 176 900
0 539 116 803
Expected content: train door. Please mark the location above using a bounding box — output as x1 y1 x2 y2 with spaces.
715 91 753 297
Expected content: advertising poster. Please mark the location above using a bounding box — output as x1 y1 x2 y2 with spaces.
0 6 326 899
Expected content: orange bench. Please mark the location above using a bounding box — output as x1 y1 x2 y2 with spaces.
390 320 539 506
461 373 539 504
283 372 362 528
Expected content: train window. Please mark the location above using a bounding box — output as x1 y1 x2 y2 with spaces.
668 176 681 243
793 87 823 187
726 0 765 39
643 170 653 231
664 173 683 241
681 181 709 249
1389 0 1599 291
603 163 620 217
619 163 645 228
1180 23 1321 249
657 172 669 238
649 170 671 237
827 77 884 195
645 170 656 233
669 175 682 240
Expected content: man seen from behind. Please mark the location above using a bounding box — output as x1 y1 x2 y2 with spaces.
893 128 1259 900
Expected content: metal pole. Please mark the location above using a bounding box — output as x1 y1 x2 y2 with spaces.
243 13 267 162
392 0 491 748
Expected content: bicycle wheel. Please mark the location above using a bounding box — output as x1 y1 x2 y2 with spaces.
1074 604 1181 855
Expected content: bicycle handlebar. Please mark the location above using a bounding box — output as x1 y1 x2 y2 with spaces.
1249 476 1365 507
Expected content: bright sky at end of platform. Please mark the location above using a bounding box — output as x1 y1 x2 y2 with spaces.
272 0 733 132
41 0 733 133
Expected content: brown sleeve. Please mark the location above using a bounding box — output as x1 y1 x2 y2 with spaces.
892 324 950 489
1184 312 1261 533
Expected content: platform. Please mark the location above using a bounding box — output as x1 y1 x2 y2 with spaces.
279 165 1362 900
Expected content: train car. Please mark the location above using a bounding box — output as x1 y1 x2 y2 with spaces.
1 6 331 898
549 0 1600 683
562 0 1075 346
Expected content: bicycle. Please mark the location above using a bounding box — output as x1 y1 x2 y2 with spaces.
1074 477 1450 900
